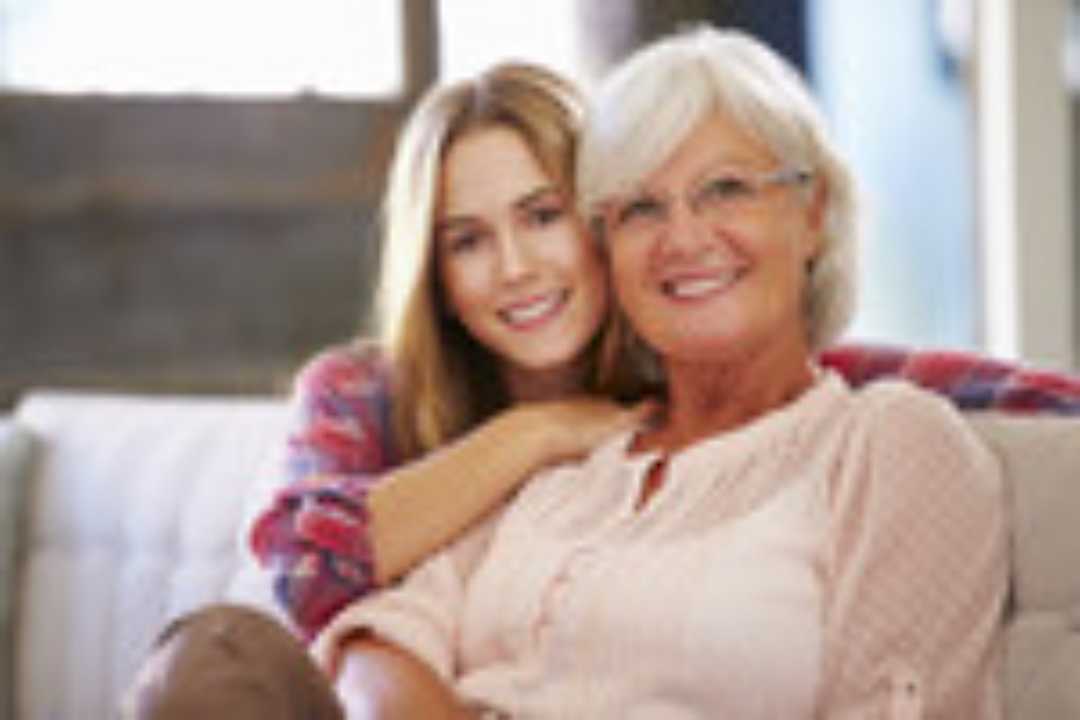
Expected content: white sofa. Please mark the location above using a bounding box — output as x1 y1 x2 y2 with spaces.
1 391 292 720
1 388 1079 719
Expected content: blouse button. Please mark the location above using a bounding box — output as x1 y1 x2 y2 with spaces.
888 665 923 719
530 546 596 646
1067 603 1080 631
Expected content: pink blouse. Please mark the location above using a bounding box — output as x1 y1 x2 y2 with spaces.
250 343 1072 641
312 373 1007 718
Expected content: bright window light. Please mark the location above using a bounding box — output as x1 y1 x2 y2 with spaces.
437 0 585 84
0 0 402 98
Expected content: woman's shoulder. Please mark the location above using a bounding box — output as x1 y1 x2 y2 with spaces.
839 377 1001 497
845 376 965 430
286 339 400 468
293 339 393 400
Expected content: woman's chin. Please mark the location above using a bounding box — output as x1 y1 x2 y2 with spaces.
645 328 752 364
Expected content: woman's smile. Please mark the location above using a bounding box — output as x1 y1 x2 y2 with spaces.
497 287 571 329
437 126 608 380
658 265 747 302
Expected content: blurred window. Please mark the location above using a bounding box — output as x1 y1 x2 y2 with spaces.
437 0 586 83
810 0 978 349
0 0 402 97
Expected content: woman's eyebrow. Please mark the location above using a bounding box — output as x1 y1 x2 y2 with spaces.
435 186 564 237
514 185 561 210
433 215 478 236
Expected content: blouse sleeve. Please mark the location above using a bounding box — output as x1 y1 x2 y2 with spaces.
248 343 400 639
821 382 1008 719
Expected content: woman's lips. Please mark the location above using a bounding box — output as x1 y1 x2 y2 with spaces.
660 267 743 300
498 289 569 329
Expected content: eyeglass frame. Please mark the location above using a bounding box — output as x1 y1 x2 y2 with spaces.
598 165 815 242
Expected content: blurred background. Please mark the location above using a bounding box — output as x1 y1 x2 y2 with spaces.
1 0 1076 410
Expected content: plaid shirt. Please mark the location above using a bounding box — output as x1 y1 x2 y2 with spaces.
818 345 1080 413
249 342 1080 638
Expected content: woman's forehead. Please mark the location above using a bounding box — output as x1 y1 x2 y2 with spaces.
626 109 781 192
438 127 558 218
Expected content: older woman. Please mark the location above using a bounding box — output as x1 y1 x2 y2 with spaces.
314 27 1006 719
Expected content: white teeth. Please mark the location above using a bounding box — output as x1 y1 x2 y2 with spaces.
501 291 564 325
668 278 724 298
664 270 738 299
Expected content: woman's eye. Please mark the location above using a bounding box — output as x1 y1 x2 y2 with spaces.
444 231 484 255
526 204 565 226
702 175 752 200
615 196 663 225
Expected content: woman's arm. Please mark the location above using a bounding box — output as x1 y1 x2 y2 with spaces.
250 344 652 638
819 343 1080 413
311 512 502 720
250 346 397 637
367 395 652 589
822 383 1008 718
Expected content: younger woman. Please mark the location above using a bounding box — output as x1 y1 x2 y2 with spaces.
249 62 651 640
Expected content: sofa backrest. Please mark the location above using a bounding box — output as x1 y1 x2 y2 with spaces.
9 391 292 720
3 391 1079 719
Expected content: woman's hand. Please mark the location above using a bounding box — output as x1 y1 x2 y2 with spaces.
524 396 660 465
366 395 658 586
328 633 477 719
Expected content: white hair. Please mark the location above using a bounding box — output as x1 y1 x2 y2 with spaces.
578 25 860 350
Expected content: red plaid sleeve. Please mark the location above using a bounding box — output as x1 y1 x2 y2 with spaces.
819 343 1080 415
249 343 400 639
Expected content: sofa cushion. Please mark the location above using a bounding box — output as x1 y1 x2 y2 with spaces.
968 414 1080 717
12 391 291 720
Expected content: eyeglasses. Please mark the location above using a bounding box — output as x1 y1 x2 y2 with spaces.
602 166 813 242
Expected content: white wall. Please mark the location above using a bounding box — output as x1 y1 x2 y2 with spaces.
809 0 979 350
976 0 1076 369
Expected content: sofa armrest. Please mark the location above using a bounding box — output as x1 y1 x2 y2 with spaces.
0 419 35 720
967 413 1080 717
11 390 291 719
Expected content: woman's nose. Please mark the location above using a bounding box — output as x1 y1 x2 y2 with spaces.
657 199 711 257
495 230 536 282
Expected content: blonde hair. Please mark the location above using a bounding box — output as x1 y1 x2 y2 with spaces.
579 25 860 387
375 63 586 459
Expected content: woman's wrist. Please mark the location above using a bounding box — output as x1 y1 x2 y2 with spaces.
497 403 566 470
332 632 474 719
